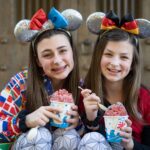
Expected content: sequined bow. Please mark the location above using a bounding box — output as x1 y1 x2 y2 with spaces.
30 9 47 30
30 7 68 30
101 10 139 35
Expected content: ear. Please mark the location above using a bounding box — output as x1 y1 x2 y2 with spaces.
136 19 150 38
86 12 105 34
61 9 83 31
14 19 38 42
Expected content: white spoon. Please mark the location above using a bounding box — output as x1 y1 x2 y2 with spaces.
27 126 39 141
97 103 107 111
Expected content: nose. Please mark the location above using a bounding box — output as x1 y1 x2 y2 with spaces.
110 56 120 67
53 54 62 65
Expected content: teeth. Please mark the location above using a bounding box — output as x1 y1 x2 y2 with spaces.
53 66 64 71
108 68 119 73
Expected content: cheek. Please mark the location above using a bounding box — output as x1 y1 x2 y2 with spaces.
36 58 42 67
100 57 107 68
69 57 74 71
72 60 74 69
68 52 74 66
71 54 74 64
36 53 43 67
38 59 50 70
123 61 132 72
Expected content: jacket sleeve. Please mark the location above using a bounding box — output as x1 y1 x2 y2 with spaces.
132 126 150 150
133 138 150 150
133 87 150 149
0 71 27 142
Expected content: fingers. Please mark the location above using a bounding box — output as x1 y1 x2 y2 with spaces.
48 112 62 123
67 109 78 118
83 95 100 111
27 106 62 127
84 100 99 105
120 126 134 150
83 93 101 103
66 117 78 124
67 105 78 116
81 88 101 103
120 127 132 138
126 119 132 126
67 105 79 119
81 89 92 98
39 114 49 123
86 105 99 111
65 104 79 130
37 114 61 127
120 119 133 145
65 124 76 131
71 105 78 111
38 106 62 122
45 105 63 113
38 118 49 126
65 117 79 131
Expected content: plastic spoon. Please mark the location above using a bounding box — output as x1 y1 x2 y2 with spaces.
97 103 107 111
78 86 107 111
27 126 39 141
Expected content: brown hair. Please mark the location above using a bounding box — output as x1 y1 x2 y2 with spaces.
84 29 142 121
26 29 79 112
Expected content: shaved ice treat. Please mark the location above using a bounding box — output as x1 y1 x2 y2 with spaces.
104 102 128 116
50 89 74 103
104 102 128 143
49 89 74 128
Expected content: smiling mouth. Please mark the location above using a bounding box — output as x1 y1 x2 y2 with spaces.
52 65 67 73
107 68 121 73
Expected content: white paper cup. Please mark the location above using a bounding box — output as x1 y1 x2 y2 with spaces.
104 115 128 142
50 101 73 128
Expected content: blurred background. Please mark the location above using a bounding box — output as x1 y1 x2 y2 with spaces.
0 0 150 90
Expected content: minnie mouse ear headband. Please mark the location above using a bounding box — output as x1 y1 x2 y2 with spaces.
86 10 150 38
14 7 82 42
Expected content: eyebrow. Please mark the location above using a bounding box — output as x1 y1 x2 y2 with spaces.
105 48 129 55
57 45 66 50
41 45 67 53
105 49 113 52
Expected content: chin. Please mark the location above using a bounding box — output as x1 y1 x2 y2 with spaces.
55 74 70 80
105 76 121 82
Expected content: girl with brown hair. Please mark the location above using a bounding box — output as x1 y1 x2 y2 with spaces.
78 11 150 150
0 7 83 149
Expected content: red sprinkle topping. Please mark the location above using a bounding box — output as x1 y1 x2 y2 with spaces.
104 102 127 116
49 89 74 103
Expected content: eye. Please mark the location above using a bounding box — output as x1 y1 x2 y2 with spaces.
59 49 67 54
43 52 53 58
121 56 129 60
104 53 112 57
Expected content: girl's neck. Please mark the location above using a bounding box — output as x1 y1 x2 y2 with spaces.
52 79 64 91
104 80 123 104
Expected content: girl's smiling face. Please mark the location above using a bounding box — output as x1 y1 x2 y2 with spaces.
37 34 74 83
100 40 134 83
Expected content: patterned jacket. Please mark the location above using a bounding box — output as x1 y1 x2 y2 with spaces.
0 70 27 142
0 70 84 142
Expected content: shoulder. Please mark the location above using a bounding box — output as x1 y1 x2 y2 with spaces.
139 85 150 100
9 70 28 84
138 85 150 123
13 69 28 81
0 70 28 109
1 70 28 91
